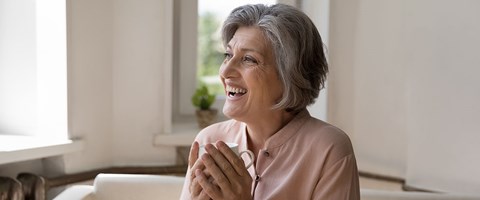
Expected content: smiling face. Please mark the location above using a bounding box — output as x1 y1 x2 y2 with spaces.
220 26 284 123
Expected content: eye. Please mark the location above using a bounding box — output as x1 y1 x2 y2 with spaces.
224 52 233 60
243 56 258 64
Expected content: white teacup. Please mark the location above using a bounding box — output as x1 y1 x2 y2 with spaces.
199 142 255 169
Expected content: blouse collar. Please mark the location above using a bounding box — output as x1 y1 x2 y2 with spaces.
241 109 311 150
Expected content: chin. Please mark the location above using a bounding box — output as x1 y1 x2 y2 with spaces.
222 105 243 120
222 106 234 119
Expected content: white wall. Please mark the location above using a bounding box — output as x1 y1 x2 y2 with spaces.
404 0 480 194
331 0 408 178
60 0 115 173
328 0 480 194
62 0 175 173
110 0 173 166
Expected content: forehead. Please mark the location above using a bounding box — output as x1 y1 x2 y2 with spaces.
228 26 271 53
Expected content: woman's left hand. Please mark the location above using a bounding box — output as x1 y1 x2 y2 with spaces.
193 141 253 200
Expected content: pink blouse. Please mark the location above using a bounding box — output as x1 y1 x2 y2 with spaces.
180 110 360 199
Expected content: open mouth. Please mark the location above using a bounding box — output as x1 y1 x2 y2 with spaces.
226 85 247 97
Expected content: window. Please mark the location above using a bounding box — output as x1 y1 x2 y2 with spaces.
0 0 75 164
0 0 67 139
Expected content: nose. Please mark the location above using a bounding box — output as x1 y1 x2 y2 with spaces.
219 58 238 79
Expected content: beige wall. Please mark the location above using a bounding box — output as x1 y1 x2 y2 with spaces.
328 0 480 194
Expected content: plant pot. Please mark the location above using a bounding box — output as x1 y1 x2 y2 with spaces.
195 109 218 129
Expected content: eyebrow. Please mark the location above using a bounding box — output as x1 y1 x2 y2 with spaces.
226 44 264 56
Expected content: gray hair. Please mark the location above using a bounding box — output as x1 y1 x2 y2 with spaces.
221 4 328 112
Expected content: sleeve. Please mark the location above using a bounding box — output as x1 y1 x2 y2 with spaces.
312 154 360 200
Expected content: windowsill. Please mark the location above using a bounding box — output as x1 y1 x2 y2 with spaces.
164 101 229 147
153 122 200 147
0 135 84 165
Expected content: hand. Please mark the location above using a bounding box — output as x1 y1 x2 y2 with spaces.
188 141 211 200
194 141 253 200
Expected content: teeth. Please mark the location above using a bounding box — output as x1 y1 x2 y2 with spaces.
226 86 247 94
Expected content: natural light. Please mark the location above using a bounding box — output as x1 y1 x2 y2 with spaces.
0 0 79 165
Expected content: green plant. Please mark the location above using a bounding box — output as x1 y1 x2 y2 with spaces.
191 85 216 110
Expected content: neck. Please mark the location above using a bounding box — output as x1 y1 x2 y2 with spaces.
245 110 296 152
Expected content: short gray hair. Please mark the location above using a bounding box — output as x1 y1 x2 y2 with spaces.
222 4 328 112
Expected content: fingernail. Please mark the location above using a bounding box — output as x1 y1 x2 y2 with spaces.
201 153 208 161
205 143 214 151
216 141 227 150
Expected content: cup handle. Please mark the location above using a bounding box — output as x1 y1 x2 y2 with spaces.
239 150 255 169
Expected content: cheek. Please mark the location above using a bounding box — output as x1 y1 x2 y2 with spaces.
266 71 284 99
248 68 269 87
250 66 270 79
249 68 283 98
269 79 284 99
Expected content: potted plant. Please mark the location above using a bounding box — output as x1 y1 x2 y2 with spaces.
191 85 217 128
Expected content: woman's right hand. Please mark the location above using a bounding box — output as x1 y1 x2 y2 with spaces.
188 141 212 200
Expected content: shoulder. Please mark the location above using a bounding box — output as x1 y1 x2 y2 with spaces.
300 116 355 159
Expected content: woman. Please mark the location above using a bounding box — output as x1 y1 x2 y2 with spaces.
181 3 359 200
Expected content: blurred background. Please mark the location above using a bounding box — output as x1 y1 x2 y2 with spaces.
1 0 479 198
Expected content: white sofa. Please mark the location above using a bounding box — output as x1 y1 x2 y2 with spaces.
54 174 185 200
54 174 480 200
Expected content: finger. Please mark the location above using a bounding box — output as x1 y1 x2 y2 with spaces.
190 157 206 182
201 148 233 193
195 168 222 200
191 181 210 200
216 141 251 177
189 142 204 181
190 177 203 197
191 167 216 199
188 141 200 167
206 143 243 180
198 190 210 200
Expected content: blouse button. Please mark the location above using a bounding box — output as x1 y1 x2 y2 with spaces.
263 150 270 157
255 175 261 182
